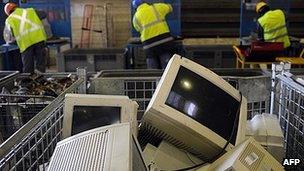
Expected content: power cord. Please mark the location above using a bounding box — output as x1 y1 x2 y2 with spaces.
166 92 243 171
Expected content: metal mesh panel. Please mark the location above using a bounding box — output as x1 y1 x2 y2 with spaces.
0 79 84 171
247 100 269 120
0 95 52 143
270 65 304 170
0 103 64 171
124 80 157 120
276 82 304 168
225 78 270 119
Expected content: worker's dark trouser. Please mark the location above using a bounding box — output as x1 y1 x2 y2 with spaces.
145 41 177 69
21 41 46 73
284 46 292 56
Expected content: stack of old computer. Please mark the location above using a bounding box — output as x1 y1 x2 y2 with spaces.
47 55 284 171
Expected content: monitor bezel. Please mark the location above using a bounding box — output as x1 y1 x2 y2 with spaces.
62 94 138 139
145 55 247 152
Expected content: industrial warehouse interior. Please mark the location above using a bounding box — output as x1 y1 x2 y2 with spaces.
0 0 303 170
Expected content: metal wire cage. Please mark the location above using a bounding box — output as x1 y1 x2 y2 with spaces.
0 72 80 144
0 94 55 143
0 68 87 171
0 79 84 171
270 63 304 170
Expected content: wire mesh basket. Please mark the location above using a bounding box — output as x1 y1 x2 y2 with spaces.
0 72 79 144
0 78 85 171
0 94 55 143
270 64 304 170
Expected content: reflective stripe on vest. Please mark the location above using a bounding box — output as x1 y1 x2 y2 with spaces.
263 24 286 34
6 8 46 52
265 33 288 42
264 24 288 41
258 10 290 48
143 36 174 49
10 11 42 41
135 5 166 32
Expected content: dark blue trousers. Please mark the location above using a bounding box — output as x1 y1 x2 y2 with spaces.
145 41 177 69
21 41 46 73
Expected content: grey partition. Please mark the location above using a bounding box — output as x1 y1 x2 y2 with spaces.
184 45 236 68
58 48 126 72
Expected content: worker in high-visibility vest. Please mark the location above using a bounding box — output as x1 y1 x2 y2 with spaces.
132 0 177 69
256 2 291 55
3 2 47 73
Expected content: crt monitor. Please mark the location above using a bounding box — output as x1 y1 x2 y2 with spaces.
201 137 284 171
62 94 138 139
246 113 285 162
49 123 148 171
141 55 247 160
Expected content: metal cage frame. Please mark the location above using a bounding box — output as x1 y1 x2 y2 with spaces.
270 63 304 170
0 68 86 171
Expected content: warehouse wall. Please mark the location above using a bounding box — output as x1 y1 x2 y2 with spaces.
71 0 131 48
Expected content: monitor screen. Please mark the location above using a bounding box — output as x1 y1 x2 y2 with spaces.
165 66 240 145
71 106 121 135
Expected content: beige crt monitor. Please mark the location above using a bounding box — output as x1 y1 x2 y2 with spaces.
200 137 284 171
246 113 285 162
48 123 148 171
143 141 202 170
62 94 138 139
141 55 247 160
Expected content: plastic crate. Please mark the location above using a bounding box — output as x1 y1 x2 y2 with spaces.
58 48 126 72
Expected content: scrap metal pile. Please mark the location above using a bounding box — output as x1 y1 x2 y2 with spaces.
0 73 77 103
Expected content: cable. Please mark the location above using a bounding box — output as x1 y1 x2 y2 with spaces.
167 92 243 171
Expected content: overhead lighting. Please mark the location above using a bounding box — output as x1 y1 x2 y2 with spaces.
181 80 192 90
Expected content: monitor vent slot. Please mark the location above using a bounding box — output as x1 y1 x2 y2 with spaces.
139 122 208 161
239 143 265 171
49 130 109 171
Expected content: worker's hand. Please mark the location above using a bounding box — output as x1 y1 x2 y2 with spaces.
3 43 10 47
250 32 258 39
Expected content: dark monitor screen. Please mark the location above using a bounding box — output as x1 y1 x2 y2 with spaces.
72 106 121 136
165 66 240 145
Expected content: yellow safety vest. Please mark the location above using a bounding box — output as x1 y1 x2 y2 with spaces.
6 8 47 53
258 10 290 48
133 3 172 42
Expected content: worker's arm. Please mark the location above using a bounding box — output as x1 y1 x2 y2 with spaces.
154 3 173 17
132 15 141 32
35 10 47 20
3 22 15 44
257 23 264 41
